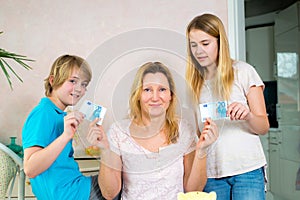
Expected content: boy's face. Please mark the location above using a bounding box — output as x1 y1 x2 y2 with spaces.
51 68 89 110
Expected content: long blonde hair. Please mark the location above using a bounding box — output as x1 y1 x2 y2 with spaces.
129 62 179 144
186 13 234 103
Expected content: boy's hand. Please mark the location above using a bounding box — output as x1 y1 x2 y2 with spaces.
86 118 110 150
63 111 85 139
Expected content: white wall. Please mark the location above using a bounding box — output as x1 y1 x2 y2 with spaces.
228 0 245 61
0 0 229 145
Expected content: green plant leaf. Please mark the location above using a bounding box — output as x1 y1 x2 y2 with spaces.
1 57 24 82
0 58 13 89
0 35 34 90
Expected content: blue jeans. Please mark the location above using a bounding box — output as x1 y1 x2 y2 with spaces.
203 167 266 200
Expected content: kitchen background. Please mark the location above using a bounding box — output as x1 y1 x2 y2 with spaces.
245 0 300 200
0 0 299 199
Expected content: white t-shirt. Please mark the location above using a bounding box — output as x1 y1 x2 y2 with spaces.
107 119 197 200
198 60 267 178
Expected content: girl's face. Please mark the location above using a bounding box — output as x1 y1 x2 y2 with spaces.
140 72 172 120
50 67 89 110
189 29 219 69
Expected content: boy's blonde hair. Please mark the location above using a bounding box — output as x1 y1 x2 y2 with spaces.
44 55 92 96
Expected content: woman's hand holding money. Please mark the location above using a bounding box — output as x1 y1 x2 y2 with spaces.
196 118 218 159
86 118 110 150
86 119 122 172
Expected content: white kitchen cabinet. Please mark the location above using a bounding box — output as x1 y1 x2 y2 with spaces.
260 133 271 191
275 2 300 110
271 2 300 200
269 127 300 200
269 129 282 199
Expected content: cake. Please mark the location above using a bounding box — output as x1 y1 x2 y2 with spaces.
177 191 217 200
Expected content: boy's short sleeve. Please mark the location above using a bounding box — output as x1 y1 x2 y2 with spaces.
22 104 59 149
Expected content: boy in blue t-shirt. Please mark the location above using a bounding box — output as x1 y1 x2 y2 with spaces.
22 55 111 199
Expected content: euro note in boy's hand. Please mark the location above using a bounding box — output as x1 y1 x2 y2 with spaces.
79 100 107 125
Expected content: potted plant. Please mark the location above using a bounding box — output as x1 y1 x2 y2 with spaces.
0 31 33 199
0 31 34 90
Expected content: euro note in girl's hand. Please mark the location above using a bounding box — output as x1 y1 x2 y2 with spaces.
199 101 228 122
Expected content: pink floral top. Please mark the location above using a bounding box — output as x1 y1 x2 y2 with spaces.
107 119 198 200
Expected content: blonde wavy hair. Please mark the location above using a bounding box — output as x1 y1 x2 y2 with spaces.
129 62 179 144
44 55 92 97
185 13 234 103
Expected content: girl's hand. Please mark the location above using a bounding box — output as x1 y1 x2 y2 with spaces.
63 111 85 139
86 118 110 150
196 118 218 158
227 102 250 120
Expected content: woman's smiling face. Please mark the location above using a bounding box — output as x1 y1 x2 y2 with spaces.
140 72 172 119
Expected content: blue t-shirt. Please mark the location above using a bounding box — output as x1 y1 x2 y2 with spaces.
22 97 91 200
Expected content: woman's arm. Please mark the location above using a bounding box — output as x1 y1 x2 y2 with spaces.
227 86 270 135
87 120 122 199
183 150 207 192
99 149 122 199
23 111 84 178
183 118 218 191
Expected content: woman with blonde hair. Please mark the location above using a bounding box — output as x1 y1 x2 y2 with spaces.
87 62 218 200
185 13 269 200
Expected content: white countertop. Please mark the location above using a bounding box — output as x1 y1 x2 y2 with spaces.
76 159 100 172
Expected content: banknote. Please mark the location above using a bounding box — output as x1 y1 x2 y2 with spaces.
199 101 228 122
79 100 107 125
